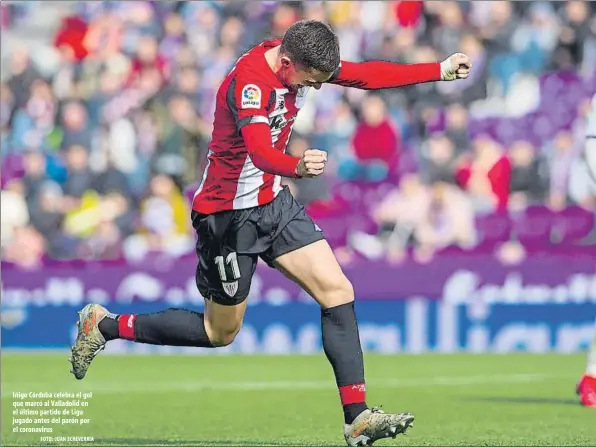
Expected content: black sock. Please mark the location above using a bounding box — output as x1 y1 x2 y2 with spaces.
134 309 215 347
99 308 214 348
321 301 368 424
98 314 119 341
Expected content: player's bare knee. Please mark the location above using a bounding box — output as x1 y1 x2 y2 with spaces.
210 328 240 347
204 316 242 347
318 275 354 308
203 298 247 347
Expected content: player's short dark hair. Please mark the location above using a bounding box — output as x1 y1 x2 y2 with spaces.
280 20 340 73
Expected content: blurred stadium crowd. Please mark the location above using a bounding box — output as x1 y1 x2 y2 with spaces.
1 1 595 268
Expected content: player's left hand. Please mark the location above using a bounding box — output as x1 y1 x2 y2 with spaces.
295 149 327 178
440 53 472 81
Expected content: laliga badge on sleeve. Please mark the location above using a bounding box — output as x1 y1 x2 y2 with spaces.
241 84 262 109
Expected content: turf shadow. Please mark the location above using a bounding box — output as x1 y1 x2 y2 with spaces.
463 396 579 406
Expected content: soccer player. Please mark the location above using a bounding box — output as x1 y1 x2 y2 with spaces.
577 95 596 408
69 21 471 446
578 318 596 408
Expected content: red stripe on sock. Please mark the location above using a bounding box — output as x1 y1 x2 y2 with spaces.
118 314 137 340
339 383 366 405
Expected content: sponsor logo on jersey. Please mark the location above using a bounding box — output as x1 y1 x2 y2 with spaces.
270 115 285 131
269 115 296 144
241 84 261 109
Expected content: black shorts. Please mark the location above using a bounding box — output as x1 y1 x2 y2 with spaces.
192 187 325 306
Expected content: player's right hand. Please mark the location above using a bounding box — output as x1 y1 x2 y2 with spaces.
295 149 327 178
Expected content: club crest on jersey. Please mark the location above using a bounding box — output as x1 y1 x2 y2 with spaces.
241 84 261 109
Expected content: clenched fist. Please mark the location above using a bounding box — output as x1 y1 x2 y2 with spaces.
295 149 327 178
440 53 472 81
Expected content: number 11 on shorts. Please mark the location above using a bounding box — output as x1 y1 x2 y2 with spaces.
214 252 241 281
214 252 241 297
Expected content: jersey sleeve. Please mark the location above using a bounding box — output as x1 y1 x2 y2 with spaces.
227 75 274 132
327 60 441 90
241 124 300 178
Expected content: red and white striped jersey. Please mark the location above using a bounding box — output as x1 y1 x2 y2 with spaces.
192 39 309 214
192 38 443 214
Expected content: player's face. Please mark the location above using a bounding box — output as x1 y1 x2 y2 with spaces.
293 67 333 91
280 57 334 91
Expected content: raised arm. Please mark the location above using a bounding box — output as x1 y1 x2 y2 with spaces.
327 53 471 90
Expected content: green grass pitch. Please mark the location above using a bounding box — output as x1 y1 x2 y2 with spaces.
2 353 595 446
